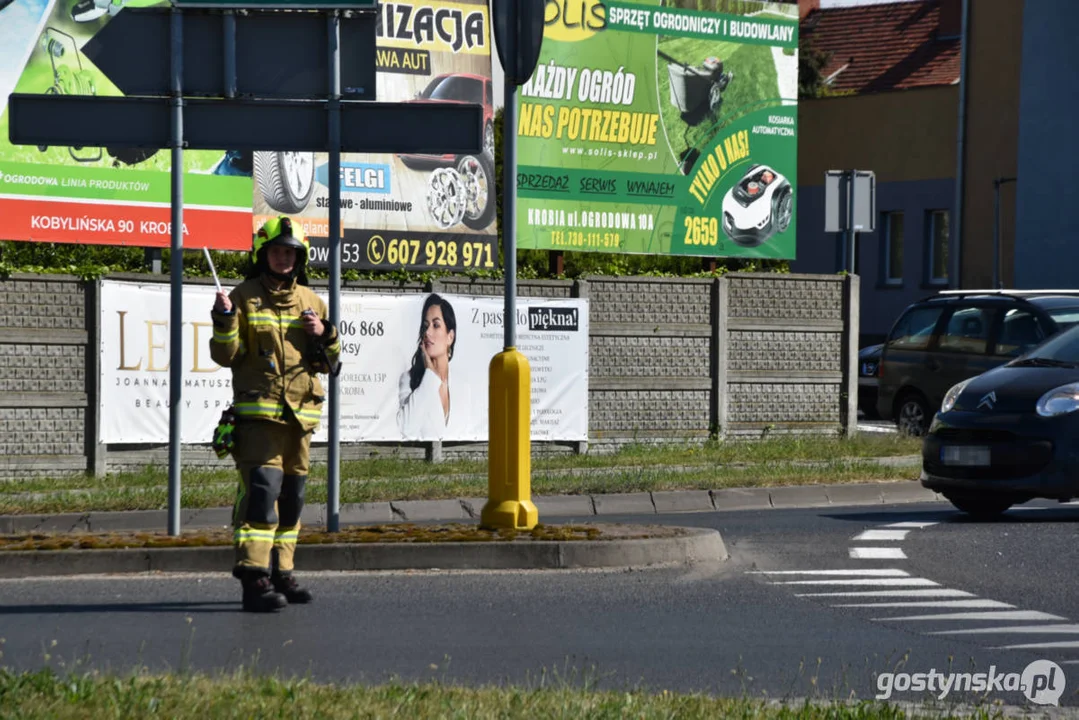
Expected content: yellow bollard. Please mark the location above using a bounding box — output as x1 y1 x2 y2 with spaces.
481 346 538 530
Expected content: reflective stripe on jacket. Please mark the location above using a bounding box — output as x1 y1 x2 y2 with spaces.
209 274 341 432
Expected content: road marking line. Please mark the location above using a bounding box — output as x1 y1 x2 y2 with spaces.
834 600 1014 609
850 547 907 559
930 624 1079 635
776 578 940 586
796 589 974 598
883 522 939 528
878 610 1067 622
1063 661 1079 665
992 641 1079 650
746 569 910 576
853 529 909 541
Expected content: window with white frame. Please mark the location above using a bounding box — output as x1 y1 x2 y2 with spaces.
927 210 949 283
882 211 904 284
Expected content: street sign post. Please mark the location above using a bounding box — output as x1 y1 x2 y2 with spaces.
480 0 545 532
825 169 876 274
7 4 482 536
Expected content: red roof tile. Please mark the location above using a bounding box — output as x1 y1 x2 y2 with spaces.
800 0 961 94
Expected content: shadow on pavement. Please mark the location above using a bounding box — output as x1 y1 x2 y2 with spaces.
0 601 238 615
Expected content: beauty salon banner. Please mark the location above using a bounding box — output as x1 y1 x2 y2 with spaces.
99 279 589 444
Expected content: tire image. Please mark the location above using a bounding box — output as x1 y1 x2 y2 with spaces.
483 121 495 157
457 153 495 231
426 167 466 230
254 151 315 214
774 189 793 234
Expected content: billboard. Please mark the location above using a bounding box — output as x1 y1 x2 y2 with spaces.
256 0 499 274
0 0 253 249
515 0 799 260
100 279 589 444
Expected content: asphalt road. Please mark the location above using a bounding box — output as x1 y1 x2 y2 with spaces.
1 498 1077 709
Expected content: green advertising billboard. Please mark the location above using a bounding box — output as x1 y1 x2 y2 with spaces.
515 0 799 259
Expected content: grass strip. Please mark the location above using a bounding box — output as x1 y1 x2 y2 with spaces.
0 667 1005 720
0 522 676 552
0 461 918 516
0 434 919 497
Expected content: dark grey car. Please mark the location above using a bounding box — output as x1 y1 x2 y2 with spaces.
876 290 1079 436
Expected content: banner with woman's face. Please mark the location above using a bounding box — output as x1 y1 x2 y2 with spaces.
99 280 589 444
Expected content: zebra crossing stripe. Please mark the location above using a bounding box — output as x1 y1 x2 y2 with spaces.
878 610 1067 622
853 529 909 541
930 624 1079 635
832 599 1014 609
850 547 907 559
795 589 974 598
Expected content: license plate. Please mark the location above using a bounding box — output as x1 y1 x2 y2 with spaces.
940 445 991 466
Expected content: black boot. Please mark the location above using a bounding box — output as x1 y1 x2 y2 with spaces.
241 572 287 613
271 571 313 604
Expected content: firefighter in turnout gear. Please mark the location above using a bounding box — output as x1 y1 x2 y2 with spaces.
210 216 341 613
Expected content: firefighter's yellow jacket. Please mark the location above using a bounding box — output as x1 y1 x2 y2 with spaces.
209 274 341 432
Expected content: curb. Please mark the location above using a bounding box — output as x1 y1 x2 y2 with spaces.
0 480 943 535
0 455 922 505
0 526 728 579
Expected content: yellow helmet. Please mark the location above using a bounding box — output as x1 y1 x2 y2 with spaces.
252 216 309 266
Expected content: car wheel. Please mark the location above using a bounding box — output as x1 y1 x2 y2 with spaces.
254 151 315 214
457 153 495 230
944 492 1014 520
895 391 930 437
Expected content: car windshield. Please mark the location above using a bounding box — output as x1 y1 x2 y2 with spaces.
426 76 484 104
1015 323 1079 364
1047 306 1079 330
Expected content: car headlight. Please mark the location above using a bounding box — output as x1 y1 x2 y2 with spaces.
1036 383 1079 417
941 379 971 413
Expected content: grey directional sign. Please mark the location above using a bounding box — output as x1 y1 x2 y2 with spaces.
83 7 375 99
8 94 483 153
825 169 876 233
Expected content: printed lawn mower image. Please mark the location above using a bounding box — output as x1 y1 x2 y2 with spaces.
37 25 159 167
658 49 733 175
721 164 793 247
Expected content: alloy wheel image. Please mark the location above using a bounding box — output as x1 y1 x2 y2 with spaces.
254 151 315 214
457 154 495 230
426 167 466 229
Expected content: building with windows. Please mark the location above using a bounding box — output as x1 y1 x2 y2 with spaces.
792 0 964 345
790 0 1066 346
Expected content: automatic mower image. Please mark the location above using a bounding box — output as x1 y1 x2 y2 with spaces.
720 164 793 247
658 49 733 175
